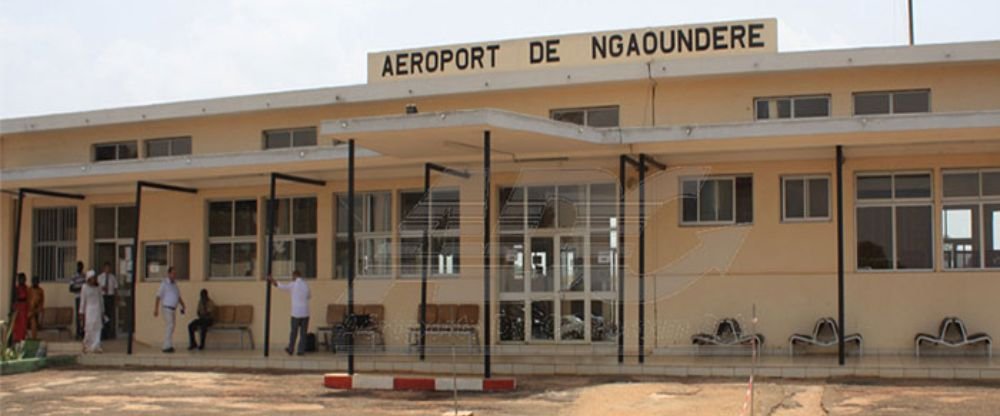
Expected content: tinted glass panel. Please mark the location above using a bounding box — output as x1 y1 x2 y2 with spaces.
499 187 524 231
754 99 769 120
292 197 317 234
986 205 1000 268
894 174 931 199
551 110 585 125
587 108 619 127
682 180 698 222
784 179 805 219
857 176 892 199
808 178 829 218
776 99 792 119
718 179 734 222
527 186 556 229
793 97 829 118
146 140 171 158
895 205 932 269
699 180 717 221
589 183 616 228
500 301 525 341
208 202 232 237
892 91 929 113
118 142 137 159
943 172 980 198
264 131 291 149
292 128 317 147
94 207 116 239
172 137 192 155
735 177 753 223
854 93 890 115
857 206 893 269
942 205 979 269
983 172 1000 196
94 145 117 161
233 200 257 236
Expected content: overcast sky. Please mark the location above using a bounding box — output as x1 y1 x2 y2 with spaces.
1 0 998 118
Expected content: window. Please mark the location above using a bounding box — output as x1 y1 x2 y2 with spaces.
550 106 619 127
782 176 830 221
144 241 190 281
32 207 77 282
399 189 461 277
263 127 317 149
681 176 753 225
855 172 933 270
942 169 1000 269
335 192 391 278
207 199 257 279
93 205 136 282
93 141 138 162
853 90 930 115
269 196 317 278
145 136 192 158
754 95 830 120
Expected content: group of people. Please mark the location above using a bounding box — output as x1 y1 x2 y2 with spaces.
10 261 311 357
10 273 45 343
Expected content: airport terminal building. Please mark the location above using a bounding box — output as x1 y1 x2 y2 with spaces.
2 19 998 373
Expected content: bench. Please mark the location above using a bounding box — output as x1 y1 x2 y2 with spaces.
692 318 764 351
209 305 255 350
788 317 863 357
408 304 480 352
318 304 385 352
915 317 992 358
38 307 74 339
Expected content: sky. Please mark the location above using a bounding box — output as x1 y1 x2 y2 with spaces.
1 0 998 118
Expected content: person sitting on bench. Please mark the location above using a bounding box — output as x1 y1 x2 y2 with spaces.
188 289 216 351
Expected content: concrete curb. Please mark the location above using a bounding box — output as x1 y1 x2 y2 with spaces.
324 373 516 392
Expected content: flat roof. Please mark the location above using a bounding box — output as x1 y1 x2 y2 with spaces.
2 40 999 135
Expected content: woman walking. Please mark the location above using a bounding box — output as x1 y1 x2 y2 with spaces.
79 270 104 353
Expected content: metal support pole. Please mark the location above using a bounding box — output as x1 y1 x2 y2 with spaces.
347 139 356 375
836 145 846 365
419 164 431 360
128 183 142 355
908 0 915 46
127 181 196 355
8 190 24 316
637 154 646 364
264 175 276 357
482 130 492 378
617 156 626 364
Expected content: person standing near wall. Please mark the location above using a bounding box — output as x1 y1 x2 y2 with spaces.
68 261 85 340
79 270 103 353
267 270 310 356
12 273 29 342
96 262 118 339
27 276 45 340
154 267 186 353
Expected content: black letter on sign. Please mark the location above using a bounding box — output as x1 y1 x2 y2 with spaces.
396 53 408 76
592 36 607 59
713 26 727 50
381 56 394 77
694 28 711 51
546 39 560 62
440 50 454 71
529 41 544 64
748 23 765 48
486 44 500 67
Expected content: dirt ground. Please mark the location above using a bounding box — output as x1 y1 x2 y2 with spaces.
1 367 999 415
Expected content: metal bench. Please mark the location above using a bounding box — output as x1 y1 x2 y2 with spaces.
408 304 480 352
789 317 862 357
209 305 255 350
915 317 992 358
692 318 764 349
38 307 74 339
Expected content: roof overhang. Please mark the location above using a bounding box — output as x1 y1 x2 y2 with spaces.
4 40 999 134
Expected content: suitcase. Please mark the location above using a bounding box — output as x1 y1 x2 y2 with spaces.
305 332 317 352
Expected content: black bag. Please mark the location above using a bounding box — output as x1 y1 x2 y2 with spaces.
305 332 317 352
343 313 372 331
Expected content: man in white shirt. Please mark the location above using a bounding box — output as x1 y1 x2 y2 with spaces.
97 262 119 339
154 267 186 353
268 270 310 356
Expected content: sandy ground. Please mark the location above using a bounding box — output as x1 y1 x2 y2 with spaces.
1 367 999 415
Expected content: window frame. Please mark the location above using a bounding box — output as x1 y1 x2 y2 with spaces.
753 95 831 121
334 191 393 279
854 171 935 272
679 175 754 226
262 126 318 150
92 141 138 162
143 240 190 281
852 89 931 116
781 175 832 222
267 195 318 279
144 136 192 158
549 106 620 128
32 206 78 282
206 198 259 280
398 188 462 279
941 168 1000 271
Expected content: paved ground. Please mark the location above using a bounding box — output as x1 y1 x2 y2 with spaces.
1 367 999 415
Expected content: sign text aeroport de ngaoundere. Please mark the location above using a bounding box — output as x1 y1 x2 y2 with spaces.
369 19 777 82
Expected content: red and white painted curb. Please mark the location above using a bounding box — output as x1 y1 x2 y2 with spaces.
324 373 516 392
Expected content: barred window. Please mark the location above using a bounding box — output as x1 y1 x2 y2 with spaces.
207 199 257 279
268 196 317 278
335 192 391 278
33 207 77 282
263 127 317 149
856 172 933 271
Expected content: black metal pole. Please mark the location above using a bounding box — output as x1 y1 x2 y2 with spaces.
483 130 491 378
617 156 626 364
128 183 142 355
264 174 276 357
637 154 646 364
908 0 914 46
419 164 430 360
8 190 24 317
836 145 846 365
347 139 356 375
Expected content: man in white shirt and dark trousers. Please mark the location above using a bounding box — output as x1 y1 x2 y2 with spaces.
154 267 186 353
97 262 119 339
268 270 310 356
